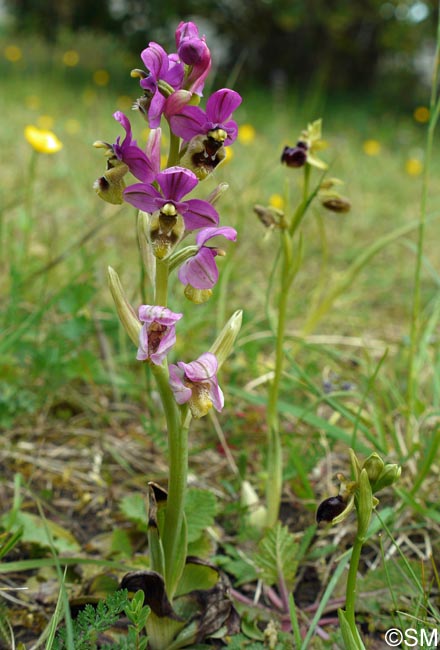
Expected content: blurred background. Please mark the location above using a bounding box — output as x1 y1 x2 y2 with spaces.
1 0 437 104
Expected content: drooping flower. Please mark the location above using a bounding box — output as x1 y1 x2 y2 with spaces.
111 112 158 182
169 352 224 418
137 305 183 365
281 142 308 168
282 120 328 171
93 112 158 204
178 226 237 303
169 89 242 179
318 178 351 213
132 42 184 128
24 125 62 154
175 21 211 96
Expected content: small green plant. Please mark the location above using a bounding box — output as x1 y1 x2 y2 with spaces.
123 590 151 650
53 589 130 650
317 450 401 649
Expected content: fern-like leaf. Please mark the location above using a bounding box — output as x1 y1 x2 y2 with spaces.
254 522 298 589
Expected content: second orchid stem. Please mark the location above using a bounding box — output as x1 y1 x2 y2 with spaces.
265 229 293 528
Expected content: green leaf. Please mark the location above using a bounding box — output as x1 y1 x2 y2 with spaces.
187 531 214 558
184 489 217 543
2 511 80 553
254 522 298 589
338 609 366 650
175 560 219 597
215 545 258 586
110 529 133 557
119 493 148 532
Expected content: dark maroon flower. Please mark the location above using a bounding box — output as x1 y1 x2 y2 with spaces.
281 141 308 168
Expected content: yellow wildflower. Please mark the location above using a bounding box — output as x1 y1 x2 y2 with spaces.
62 50 79 67
405 158 423 176
5 45 22 62
363 140 381 156
413 106 429 123
93 69 110 86
238 124 256 145
269 193 285 210
24 126 63 154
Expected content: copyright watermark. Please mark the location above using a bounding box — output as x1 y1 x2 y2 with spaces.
385 627 439 647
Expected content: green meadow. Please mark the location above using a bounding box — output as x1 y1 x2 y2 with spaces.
1 30 440 648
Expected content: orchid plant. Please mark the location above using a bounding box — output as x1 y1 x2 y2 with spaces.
94 21 242 649
317 450 401 649
247 120 351 529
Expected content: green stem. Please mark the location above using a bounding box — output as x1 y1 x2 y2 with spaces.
155 259 169 306
288 163 311 236
265 230 291 528
23 150 38 258
344 533 365 647
151 364 188 596
407 11 440 440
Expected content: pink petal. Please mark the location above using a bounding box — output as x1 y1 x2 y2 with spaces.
183 199 219 230
136 324 149 361
195 226 237 247
113 111 132 143
169 106 207 141
206 89 242 123
208 376 224 412
178 352 218 381
145 128 161 175
141 42 168 79
178 247 218 289
169 364 192 404
164 90 193 120
147 90 166 128
123 146 156 183
157 167 198 201
124 183 163 212
138 305 183 325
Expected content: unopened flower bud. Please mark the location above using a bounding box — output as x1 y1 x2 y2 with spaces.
209 310 243 368
372 463 401 493
253 204 283 229
362 453 385 484
107 266 141 346
206 182 229 206
320 177 344 190
321 194 351 213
